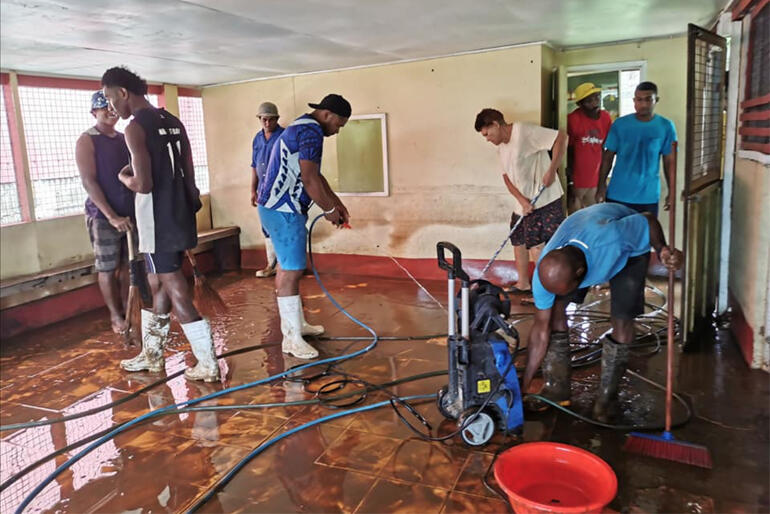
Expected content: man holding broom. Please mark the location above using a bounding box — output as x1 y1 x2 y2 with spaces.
76 91 136 335
102 66 219 382
522 203 682 422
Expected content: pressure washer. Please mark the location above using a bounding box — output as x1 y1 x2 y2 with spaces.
436 241 524 446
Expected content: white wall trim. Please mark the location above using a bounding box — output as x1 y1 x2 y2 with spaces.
736 150 770 165
204 41 548 88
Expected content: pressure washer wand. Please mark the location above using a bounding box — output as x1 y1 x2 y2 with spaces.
480 185 546 275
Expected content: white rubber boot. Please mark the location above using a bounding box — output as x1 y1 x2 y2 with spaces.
277 295 319 359
181 318 221 382
299 297 325 336
255 238 277 278
121 310 169 372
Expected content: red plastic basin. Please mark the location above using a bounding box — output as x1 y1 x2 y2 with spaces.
493 442 617 514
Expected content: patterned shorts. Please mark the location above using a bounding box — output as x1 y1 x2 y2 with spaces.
509 198 565 249
86 215 136 272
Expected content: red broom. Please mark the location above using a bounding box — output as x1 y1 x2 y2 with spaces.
124 230 144 345
186 250 227 317
622 158 712 469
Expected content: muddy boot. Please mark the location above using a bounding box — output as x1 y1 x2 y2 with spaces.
525 331 571 412
299 297 324 336
592 335 630 423
181 318 221 382
278 295 319 359
120 310 169 372
255 238 277 278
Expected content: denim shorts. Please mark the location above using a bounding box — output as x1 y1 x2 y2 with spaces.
257 205 308 271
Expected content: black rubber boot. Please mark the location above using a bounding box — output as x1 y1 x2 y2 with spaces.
525 331 571 412
592 335 630 423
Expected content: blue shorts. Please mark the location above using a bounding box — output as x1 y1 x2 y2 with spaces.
257 205 307 271
606 197 659 218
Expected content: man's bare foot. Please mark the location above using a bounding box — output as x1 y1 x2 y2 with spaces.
111 316 128 335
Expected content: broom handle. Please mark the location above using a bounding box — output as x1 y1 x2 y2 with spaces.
665 160 676 434
127 229 135 261
186 250 203 277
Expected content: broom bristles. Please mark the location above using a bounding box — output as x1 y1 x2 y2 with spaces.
623 432 713 469
192 277 227 317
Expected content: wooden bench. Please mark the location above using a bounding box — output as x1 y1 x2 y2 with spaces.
0 226 241 310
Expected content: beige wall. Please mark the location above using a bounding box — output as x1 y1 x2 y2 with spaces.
204 44 547 260
555 36 688 247
729 157 770 368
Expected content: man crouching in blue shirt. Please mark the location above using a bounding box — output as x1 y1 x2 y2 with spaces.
522 203 683 422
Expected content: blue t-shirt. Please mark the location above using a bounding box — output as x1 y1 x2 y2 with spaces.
604 114 677 204
250 125 284 183
257 114 324 214
532 203 651 310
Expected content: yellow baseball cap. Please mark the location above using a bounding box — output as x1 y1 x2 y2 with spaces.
574 82 602 103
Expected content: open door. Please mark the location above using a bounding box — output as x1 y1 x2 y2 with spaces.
681 24 727 348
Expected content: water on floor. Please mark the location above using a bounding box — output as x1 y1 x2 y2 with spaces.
0 270 767 513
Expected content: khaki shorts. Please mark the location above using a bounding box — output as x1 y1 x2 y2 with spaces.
86 215 137 272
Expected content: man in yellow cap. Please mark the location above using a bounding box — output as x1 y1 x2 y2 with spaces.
567 83 612 213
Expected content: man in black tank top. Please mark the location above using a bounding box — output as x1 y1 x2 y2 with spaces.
102 66 219 383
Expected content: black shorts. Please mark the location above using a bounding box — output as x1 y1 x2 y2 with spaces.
558 252 650 320
510 199 565 249
144 251 184 274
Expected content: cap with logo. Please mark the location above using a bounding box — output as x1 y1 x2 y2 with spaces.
308 94 351 118
91 91 109 111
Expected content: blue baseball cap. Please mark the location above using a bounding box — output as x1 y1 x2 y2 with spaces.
91 91 109 110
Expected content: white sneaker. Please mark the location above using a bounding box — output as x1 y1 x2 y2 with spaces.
121 310 169 372
277 295 319 359
181 318 221 382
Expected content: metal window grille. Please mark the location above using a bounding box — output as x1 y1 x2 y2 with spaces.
18 87 158 220
0 424 61 512
178 96 210 194
0 90 22 225
741 4 770 152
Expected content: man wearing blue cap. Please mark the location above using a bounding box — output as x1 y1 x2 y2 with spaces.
76 91 136 334
257 94 352 359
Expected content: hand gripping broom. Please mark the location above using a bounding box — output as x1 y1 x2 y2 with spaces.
124 230 145 344
622 162 712 469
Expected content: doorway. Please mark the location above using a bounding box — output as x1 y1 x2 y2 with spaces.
566 62 646 121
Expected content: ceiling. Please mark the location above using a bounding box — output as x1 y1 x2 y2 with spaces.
0 0 727 87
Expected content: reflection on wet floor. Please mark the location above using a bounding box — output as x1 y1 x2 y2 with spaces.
0 270 768 513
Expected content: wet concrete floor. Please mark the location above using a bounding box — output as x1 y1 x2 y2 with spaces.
0 269 767 513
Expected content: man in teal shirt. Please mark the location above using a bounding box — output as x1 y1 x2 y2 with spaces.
596 82 677 217
523 203 683 422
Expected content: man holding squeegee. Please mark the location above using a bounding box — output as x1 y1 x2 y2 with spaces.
475 108 567 295
522 203 683 422
102 66 220 383
257 94 352 360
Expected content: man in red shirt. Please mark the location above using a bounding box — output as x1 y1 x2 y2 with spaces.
566 83 612 213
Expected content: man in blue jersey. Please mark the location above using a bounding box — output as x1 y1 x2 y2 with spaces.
257 94 351 359
102 66 220 383
595 82 677 216
250 101 284 278
522 203 682 422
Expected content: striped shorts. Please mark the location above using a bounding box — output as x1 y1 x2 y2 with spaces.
86 215 136 272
